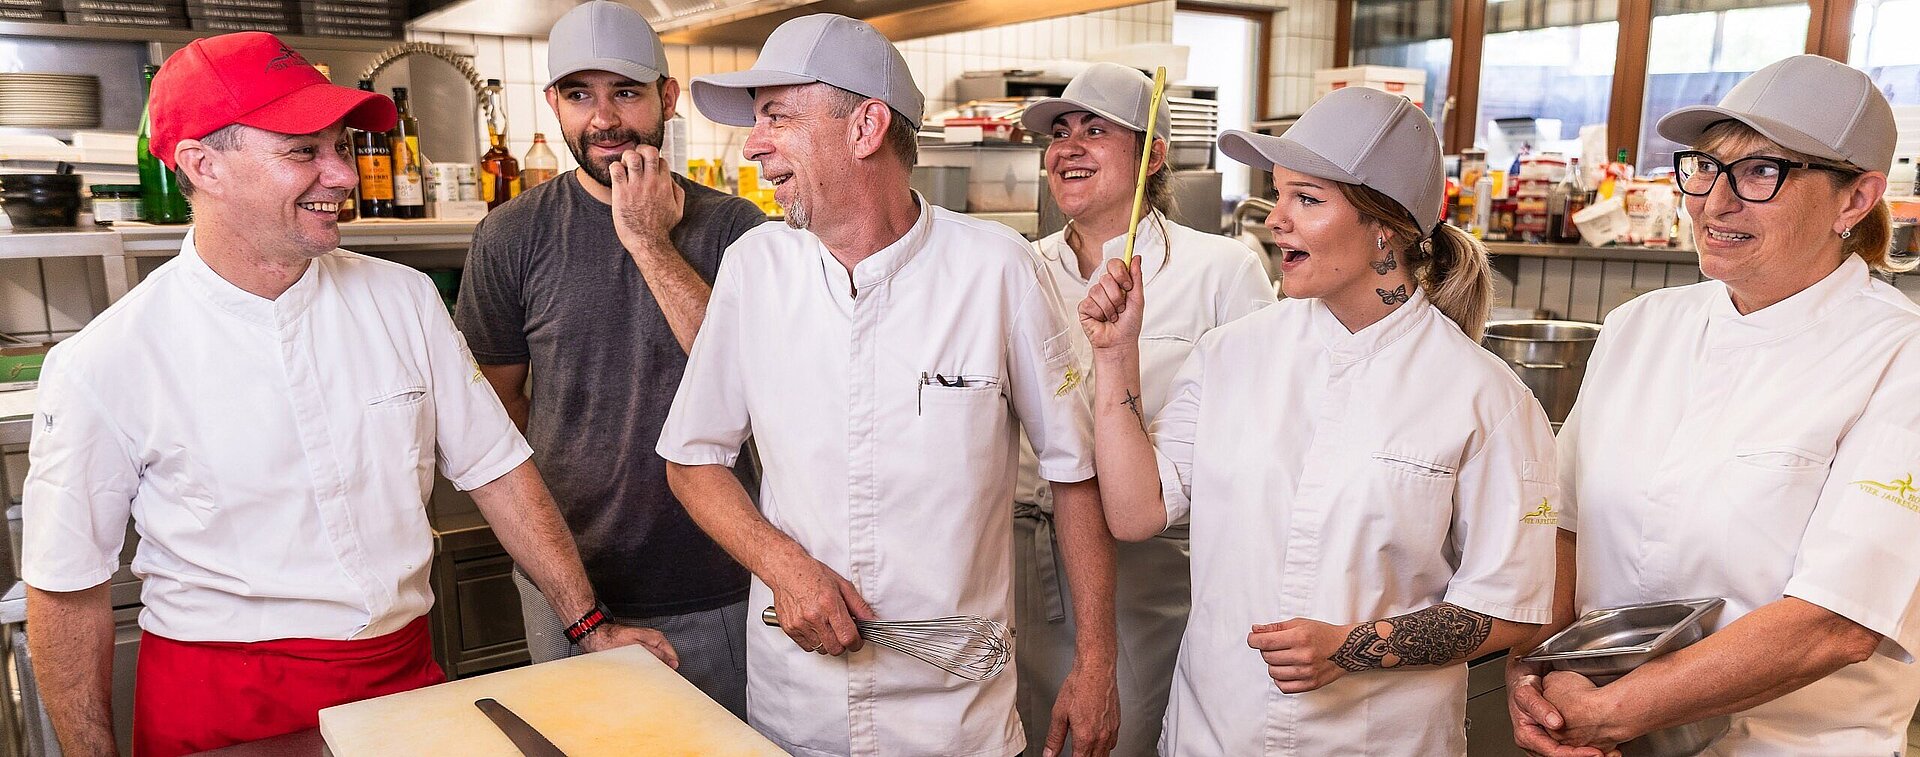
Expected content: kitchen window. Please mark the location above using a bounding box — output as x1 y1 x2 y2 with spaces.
1351 0 1454 121
1475 0 1619 169
1638 0 1811 173
1851 0 1920 105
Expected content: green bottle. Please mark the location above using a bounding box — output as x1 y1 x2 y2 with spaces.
137 64 191 224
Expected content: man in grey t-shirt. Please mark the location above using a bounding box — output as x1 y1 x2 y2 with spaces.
454 0 764 717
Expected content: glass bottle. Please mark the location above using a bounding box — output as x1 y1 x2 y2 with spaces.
353 80 395 218
137 64 191 224
521 133 559 188
479 79 520 209
389 87 426 219
1553 158 1586 243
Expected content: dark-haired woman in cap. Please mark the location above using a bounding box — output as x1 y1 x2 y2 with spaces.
1009 62 1276 757
1512 54 1920 757
1079 86 1558 755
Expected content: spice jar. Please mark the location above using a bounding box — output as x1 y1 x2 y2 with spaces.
90 184 143 225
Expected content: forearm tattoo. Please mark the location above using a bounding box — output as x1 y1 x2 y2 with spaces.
1121 390 1145 431
1328 603 1494 673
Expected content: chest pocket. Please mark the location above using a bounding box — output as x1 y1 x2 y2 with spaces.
365 384 433 479
1356 451 1458 546
1715 444 1832 556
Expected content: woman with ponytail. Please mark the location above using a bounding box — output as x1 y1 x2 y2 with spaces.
1079 86 1558 756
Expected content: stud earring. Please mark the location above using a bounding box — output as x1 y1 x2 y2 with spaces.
1376 236 1386 250
1841 229 1852 239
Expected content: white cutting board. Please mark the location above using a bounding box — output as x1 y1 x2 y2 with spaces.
318 646 785 756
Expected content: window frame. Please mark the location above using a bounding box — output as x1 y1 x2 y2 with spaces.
1341 0 1857 158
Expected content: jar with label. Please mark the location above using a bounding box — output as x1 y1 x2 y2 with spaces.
91 184 143 225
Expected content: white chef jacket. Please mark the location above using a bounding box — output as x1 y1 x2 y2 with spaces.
1012 212 1275 510
23 232 531 643
1558 254 1920 756
1152 289 1558 756
656 197 1096 757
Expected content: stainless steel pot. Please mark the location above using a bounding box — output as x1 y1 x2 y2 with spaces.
1482 320 1601 424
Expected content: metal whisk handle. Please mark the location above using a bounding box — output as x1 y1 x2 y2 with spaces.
758 605 1013 682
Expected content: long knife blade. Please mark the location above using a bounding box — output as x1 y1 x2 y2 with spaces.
474 698 569 757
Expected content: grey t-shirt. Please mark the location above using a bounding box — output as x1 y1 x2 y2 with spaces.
456 172 765 617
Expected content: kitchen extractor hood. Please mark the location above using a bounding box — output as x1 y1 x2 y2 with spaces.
407 0 1146 47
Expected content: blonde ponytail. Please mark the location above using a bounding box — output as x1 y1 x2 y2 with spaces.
1337 182 1494 340
1418 223 1494 341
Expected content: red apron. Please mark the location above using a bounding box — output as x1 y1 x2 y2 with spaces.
132 615 444 757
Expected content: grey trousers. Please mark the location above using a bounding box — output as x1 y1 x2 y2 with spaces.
1013 509 1191 757
513 568 749 720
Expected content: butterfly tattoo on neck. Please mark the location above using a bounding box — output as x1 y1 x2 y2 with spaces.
1370 250 1397 275
1376 284 1410 304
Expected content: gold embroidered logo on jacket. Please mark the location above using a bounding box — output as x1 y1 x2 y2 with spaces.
1852 473 1920 513
1521 498 1558 525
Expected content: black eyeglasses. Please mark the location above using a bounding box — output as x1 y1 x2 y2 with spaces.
1674 150 1859 203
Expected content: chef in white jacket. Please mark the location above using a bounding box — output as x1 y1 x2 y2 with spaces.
1511 55 1920 757
1009 62 1275 757
657 14 1119 757
1079 87 1558 756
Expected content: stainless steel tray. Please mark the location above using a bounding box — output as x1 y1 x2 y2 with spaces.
1522 597 1724 678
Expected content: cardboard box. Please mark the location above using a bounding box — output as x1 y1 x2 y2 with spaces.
1314 65 1427 105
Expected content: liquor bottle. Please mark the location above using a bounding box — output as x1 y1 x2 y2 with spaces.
354 80 395 218
137 64 190 224
521 133 559 188
389 87 426 219
1552 158 1586 243
479 79 520 209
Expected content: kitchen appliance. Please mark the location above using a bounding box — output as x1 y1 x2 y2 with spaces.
760 607 1012 681
1525 598 1729 757
910 165 969 212
1481 320 1600 424
919 144 1042 213
318 645 786 756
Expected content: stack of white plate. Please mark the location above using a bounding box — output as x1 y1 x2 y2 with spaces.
0 73 100 129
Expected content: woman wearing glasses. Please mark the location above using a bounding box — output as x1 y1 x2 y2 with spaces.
1081 86 1558 755
1509 55 1920 756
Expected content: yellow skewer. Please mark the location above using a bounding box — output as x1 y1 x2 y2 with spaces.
1123 66 1168 266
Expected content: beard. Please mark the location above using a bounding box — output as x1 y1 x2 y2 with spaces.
783 194 810 229
564 121 665 187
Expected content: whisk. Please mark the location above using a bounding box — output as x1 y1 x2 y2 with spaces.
761 606 1012 681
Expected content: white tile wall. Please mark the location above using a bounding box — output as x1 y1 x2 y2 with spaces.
1266 0 1340 117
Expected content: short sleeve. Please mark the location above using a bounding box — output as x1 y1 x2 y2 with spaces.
1149 343 1205 525
1005 261 1095 484
1215 251 1278 325
21 350 139 592
454 216 531 365
657 255 754 467
419 278 533 490
1442 396 1559 624
1784 415 1920 662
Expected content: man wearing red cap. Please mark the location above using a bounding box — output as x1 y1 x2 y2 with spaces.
20 32 675 757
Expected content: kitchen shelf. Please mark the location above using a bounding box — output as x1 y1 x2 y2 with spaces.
1483 241 1701 265
0 228 123 259
0 20 398 51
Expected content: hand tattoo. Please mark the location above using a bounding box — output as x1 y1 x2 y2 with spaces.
1328 603 1494 672
1376 285 1410 305
1122 390 1145 431
1370 250 1397 275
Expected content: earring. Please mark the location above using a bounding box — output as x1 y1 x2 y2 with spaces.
1376 236 1386 250
1841 229 1852 239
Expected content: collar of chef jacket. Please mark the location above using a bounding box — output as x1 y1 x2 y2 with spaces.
1042 211 1171 288
1705 253 1868 348
815 192 938 302
1309 283 1433 362
179 229 323 328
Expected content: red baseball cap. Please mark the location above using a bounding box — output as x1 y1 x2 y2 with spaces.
148 32 397 169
